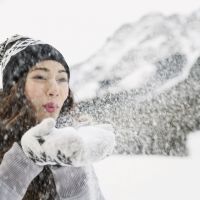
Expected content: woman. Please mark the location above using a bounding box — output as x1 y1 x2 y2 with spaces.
0 35 115 200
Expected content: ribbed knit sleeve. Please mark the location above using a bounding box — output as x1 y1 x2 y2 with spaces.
0 142 43 199
51 165 105 200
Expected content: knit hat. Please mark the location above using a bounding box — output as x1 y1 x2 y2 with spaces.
0 35 70 92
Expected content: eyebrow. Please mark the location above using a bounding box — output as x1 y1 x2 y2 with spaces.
31 67 67 74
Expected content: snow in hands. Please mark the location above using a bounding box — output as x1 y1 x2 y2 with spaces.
21 118 115 167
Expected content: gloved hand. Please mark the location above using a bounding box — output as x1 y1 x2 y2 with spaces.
21 118 56 165
42 123 115 167
76 124 115 164
21 118 86 166
21 118 115 167
41 127 86 166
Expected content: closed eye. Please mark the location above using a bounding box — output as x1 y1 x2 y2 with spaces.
57 78 68 82
32 75 46 80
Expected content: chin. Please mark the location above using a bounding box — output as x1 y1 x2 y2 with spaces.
38 113 59 122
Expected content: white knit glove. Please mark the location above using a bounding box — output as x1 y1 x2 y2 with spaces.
76 124 115 164
21 118 115 167
21 118 86 166
42 126 86 166
42 123 115 167
21 118 56 165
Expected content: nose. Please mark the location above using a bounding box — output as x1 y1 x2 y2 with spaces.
47 80 59 97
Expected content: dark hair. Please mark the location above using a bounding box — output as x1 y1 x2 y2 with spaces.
0 66 74 199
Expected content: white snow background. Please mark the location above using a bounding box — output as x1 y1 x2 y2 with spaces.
1 0 200 199
94 131 200 200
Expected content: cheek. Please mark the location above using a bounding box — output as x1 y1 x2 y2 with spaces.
60 88 69 103
25 83 44 102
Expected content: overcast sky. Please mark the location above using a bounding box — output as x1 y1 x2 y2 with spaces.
0 0 200 66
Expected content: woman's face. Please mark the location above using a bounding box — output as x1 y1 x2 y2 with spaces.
25 60 69 122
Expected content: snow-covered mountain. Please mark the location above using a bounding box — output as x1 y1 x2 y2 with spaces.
70 10 200 101
70 10 200 156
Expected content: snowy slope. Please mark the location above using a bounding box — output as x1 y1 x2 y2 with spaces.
94 131 200 200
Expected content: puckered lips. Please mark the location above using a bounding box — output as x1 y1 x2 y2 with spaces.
43 102 59 113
